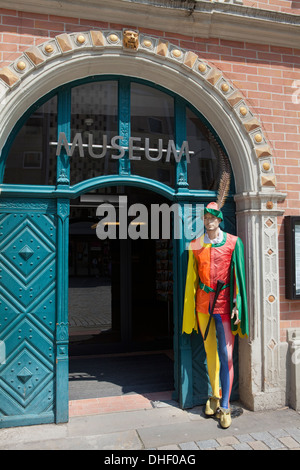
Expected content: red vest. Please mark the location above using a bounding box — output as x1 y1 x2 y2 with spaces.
191 232 238 316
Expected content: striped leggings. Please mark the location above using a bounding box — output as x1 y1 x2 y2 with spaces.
197 312 235 409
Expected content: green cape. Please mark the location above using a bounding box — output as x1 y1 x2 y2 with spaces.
230 237 249 337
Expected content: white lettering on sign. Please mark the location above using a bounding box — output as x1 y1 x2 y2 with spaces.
52 132 192 163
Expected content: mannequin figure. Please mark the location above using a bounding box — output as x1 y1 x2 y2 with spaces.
182 202 249 428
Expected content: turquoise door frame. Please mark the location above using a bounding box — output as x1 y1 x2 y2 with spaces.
0 75 236 428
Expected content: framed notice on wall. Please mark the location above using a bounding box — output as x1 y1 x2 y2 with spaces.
285 216 300 299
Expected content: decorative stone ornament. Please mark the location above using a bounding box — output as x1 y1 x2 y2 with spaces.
198 63 207 73
227 90 244 107
221 82 229 93
40 40 59 60
16 61 27 71
261 175 276 187
56 33 73 53
143 39 152 48
206 68 222 86
123 30 139 51
256 145 272 158
156 40 169 57
171 49 182 58
44 44 54 54
0 67 19 86
24 47 44 66
76 34 86 45
90 30 105 47
107 33 120 44
243 118 261 133
184 51 198 68
262 162 271 172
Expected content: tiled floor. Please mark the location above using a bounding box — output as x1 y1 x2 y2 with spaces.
69 390 173 417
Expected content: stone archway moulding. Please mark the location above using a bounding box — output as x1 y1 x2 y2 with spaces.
0 28 287 411
0 28 276 195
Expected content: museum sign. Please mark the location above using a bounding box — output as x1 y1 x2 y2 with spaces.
54 132 192 163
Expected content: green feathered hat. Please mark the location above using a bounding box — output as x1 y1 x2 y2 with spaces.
204 202 223 221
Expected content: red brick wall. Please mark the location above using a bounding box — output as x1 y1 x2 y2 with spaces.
243 0 300 14
1 8 300 340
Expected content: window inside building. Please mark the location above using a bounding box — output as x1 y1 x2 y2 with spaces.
130 82 175 186
3 95 57 185
186 107 220 191
70 81 118 185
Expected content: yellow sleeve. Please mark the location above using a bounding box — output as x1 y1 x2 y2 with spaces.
182 247 199 334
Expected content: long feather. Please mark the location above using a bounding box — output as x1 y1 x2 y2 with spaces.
208 131 231 209
216 159 231 209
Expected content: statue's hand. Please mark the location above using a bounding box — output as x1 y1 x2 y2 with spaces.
231 305 240 325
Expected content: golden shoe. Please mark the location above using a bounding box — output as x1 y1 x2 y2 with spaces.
205 396 220 416
218 407 232 429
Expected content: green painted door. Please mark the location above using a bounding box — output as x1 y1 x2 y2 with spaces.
0 198 58 428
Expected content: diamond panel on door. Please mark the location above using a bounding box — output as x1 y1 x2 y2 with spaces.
0 199 57 428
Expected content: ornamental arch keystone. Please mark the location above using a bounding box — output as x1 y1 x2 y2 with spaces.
0 29 286 412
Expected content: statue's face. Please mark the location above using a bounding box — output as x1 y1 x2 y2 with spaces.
123 30 139 50
204 213 221 233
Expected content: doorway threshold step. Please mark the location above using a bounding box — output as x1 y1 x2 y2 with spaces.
69 390 173 417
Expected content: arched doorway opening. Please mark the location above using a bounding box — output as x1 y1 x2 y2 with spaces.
0 71 239 425
68 186 175 400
